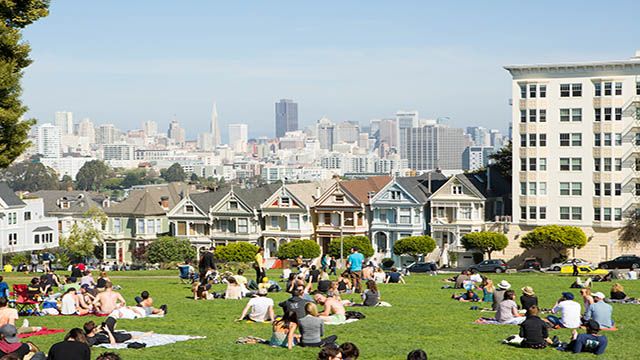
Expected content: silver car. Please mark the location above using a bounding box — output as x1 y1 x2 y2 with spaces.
548 258 592 272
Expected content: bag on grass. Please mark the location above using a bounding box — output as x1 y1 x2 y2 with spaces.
345 311 366 320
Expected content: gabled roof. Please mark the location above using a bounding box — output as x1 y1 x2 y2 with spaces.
235 184 282 208
395 172 448 203
429 174 486 201
341 175 392 205
105 182 189 217
189 186 231 212
0 182 25 207
286 180 333 207
31 190 106 215
463 165 511 199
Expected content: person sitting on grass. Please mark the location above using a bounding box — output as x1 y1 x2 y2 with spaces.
313 292 347 325
360 280 380 307
237 288 274 322
317 273 332 294
407 349 428 360
297 303 337 347
479 278 494 303
373 267 386 284
492 280 510 310
451 289 479 302
0 277 8 299
194 282 214 300
579 288 594 318
0 297 41 334
46 328 91 360
269 312 299 349
0 324 44 360
27 277 42 302
337 273 352 293
317 344 342 360
339 342 359 359
385 268 405 284
610 283 627 300
520 286 538 311
224 277 243 300
60 288 90 316
495 290 525 325
584 292 613 329
503 305 551 349
136 291 167 316
547 292 581 329
92 282 126 315
279 287 311 320
80 271 95 289
454 270 470 289
555 319 608 355
96 272 111 290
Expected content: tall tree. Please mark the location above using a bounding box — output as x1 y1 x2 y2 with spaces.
59 207 107 259
489 141 512 179
0 1 50 168
160 163 186 182
75 160 110 191
0 161 58 191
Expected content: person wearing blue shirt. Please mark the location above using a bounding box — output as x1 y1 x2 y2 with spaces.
584 292 613 328
0 276 8 299
346 247 365 293
556 319 608 355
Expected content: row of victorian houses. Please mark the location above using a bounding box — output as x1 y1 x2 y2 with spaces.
3 166 511 268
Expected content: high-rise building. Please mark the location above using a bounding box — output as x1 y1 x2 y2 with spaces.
77 118 95 141
466 126 491 147
168 119 185 145
36 123 61 158
96 124 117 144
490 129 505 150
103 144 135 161
396 110 419 159
228 123 248 153
334 121 360 144
316 117 335 150
275 99 298 138
462 146 495 171
211 102 221 147
505 51 640 234
406 124 465 170
54 111 73 135
197 132 214 151
143 121 158 137
378 119 398 149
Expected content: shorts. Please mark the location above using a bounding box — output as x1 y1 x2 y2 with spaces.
325 314 346 325
143 306 153 316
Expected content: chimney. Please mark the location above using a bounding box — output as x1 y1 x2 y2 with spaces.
427 172 432 194
160 196 169 209
486 166 491 193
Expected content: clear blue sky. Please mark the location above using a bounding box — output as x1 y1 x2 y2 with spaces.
21 0 640 139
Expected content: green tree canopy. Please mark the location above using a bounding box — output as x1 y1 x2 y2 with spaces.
392 235 436 261
215 242 259 263
620 215 640 246
59 207 107 259
461 231 508 259
75 160 110 191
328 236 374 259
489 141 512 179
0 161 58 191
161 163 186 182
276 239 321 260
147 236 196 264
520 225 587 256
0 0 50 168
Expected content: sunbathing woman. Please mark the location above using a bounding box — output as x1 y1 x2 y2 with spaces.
60 288 90 316
269 312 299 349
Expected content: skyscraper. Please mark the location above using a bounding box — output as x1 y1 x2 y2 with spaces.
275 99 298 138
77 118 95 141
96 124 117 144
406 124 465 170
143 121 158 137
168 119 186 145
228 124 248 153
55 111 73 135
211 102 221 146
396 110 419 159
316 117 335 150
36 123 61 158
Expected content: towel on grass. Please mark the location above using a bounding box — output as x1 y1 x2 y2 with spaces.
96 331 205 349
326 319 359 325
18 328 65 339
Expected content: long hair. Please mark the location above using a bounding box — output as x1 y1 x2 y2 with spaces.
612 283 624 293
65 328 88 344
366 280 378 293
305 302 319 316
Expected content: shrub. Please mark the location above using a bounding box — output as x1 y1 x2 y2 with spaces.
393 236 436 261
520 225 587 256
9 252 28 267
277 239 321 260
217 261 252 274
215 242 259 263
461 231 508 259
328 236 374 259
147 236 196 264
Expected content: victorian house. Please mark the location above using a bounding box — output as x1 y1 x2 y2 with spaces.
32 190 108 238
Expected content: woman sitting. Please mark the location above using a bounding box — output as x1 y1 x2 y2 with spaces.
480 279 495 303
297 303 337 347
496 290 526 324
193 282 213 300
96 271 111 290
60 288 90 315
224 277 243 300
269 312 299 350
360 280 380 306
579 288 594 317
610 283 627 300
452 289 480 302
336 273 352 294
373 267 386 284
520 286 538 311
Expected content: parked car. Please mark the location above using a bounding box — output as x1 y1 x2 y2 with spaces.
560 265 608 275
548 258 593 272
519 257 541 271
468 259 508 273
598 255 640 269
402 262 437 274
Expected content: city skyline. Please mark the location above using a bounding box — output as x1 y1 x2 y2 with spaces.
20 1 640 139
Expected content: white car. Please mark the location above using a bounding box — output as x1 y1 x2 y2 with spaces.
548 258 593 272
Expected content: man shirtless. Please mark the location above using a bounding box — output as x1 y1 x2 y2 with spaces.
92 282 126 315
313 292 346 325
136 291 167 316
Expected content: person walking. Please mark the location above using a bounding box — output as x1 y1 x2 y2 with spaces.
329 257 337 276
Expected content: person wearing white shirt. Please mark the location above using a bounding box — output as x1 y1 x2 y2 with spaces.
547 292 581 329
237 288 275 322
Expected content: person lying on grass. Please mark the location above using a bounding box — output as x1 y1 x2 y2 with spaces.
451 289 479 302
83 317 152 346
237 288 274 323
313 292 346 325
555 319 608 355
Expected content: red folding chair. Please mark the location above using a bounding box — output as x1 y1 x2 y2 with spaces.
11 284 39 315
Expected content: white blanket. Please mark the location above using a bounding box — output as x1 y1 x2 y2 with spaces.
96 331 205 349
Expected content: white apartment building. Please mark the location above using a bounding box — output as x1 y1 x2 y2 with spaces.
103 144 135 161
228 124 248 153
40 156 96 180
504 51 640 262
36 123 61 158
55 111 74 135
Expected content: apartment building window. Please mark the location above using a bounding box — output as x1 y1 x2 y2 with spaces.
136 219 144 234
520 182 526 195
615 108 622 121
560 108 570 122
595 108 601 121
539 182 547 195
595 157 601 171
604 108 612 121
560 158 570 171
604 183 611 196
529 134 536 146
539 158 547 171
270 216 279 229
521 206 527 220
344 212 355 226
560 84 571 97
572 108 582 122
529 158 537 171
604 133 612 146
560 133 570 146
399 209 411 224
560 182 570 195
8 212 16 225
594 207 601 221
520 110 526 122
34 234 40 244
459 206 472 220
572 84 582 96
615 158 622 171
8 233 17 245
529 84 537 98
229 201 238 209
604 208 611 221
560 182 581 196
560 207 570 220
604 158 612 171
185 205 194 213
177 221 186 235
520 134 527 147
334 195 344 203
24 211 31 221
615 183 622 196
604 82 612 96
572 182 582 196
539 109 546 122
156 219 161 233
615 208 622 221
539 134 546 147
113 218 121 234
594 133 601 146
520 84 527 98
289 215 300 230
379 209 387 223
572 133 582 146
281 197 291 206
540 85 547 98
529 109 537 122
324 213 331 225
237 218 248 233
520 158 527 171
615 133 622 146
615 82 622 96
539 206 547 220
529 182 537 195
529 206 537 220
594 183 601 196
572 207 582 220
595 83 601 96
571 158 582 171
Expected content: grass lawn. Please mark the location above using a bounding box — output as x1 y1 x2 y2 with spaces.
1 270 639 359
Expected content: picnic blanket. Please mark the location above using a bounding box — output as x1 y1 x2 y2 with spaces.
326 319 359 325
474 318 518 325
18 328 65 339
96 331 205 349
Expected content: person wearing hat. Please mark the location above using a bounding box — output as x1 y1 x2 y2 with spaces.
557 319 608 355
547 292 581 329
520 286 539 311
0 324 45 359
492 280 511 311
584 292 613 329
237 288 274 322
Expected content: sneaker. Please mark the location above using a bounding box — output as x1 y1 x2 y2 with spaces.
160 304 167 314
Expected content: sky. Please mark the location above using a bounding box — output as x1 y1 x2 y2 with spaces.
21 0 640 140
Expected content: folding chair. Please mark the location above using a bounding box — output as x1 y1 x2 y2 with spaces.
178 265 197 284
12 284 39 315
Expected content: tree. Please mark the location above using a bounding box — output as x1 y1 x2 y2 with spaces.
277 239 321 260
160 163 186 182
461 231 508 259
0 1 50 168
190 172 199 182
489 141 512 179
59 207 107 259
147 236 196 264
0 161 58 191
619 215 640 246
328 236 374 259
392 235 436 262
59 174 73 190
215 242 259 263
520 225 587 256
75 160 110 191
121 169 147 188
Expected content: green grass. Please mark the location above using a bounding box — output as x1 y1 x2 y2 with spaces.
2 270 639 359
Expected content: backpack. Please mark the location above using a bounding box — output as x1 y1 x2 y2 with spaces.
345 311 366 320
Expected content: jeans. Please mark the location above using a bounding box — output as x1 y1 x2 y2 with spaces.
547 315 564 327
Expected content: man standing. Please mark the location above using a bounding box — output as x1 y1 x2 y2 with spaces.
346 247 365 293
30 251 39 273
254 248 266 283
198 246 216 282
329 256 337 276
